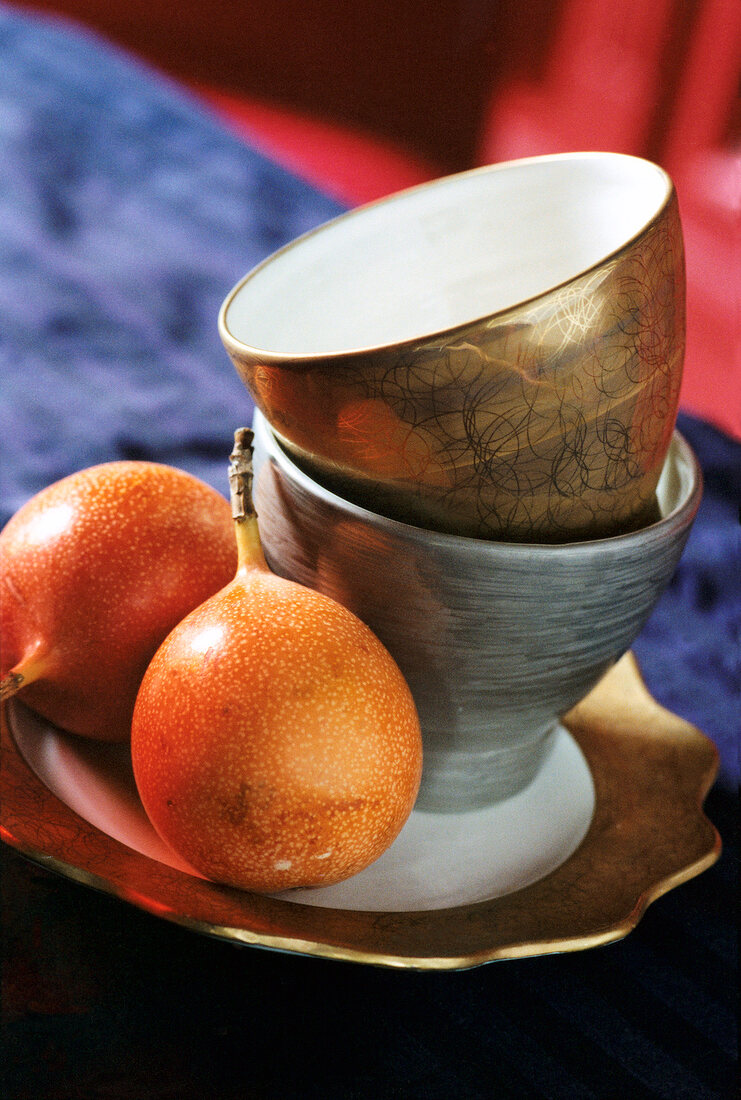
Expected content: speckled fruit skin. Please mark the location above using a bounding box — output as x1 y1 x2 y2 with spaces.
0 462 237 741
131 569 423 893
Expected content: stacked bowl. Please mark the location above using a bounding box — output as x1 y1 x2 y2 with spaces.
220 152 698 811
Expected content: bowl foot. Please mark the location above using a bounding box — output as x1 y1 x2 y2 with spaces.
415 721 560 812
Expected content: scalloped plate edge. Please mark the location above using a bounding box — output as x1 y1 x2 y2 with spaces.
1 653 721 970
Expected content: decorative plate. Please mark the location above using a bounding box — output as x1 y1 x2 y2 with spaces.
0 653 720 970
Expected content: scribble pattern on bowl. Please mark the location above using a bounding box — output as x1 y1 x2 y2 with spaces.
222 154 686 542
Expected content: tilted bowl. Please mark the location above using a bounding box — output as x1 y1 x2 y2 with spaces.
222 152 686 542
252 410 701 811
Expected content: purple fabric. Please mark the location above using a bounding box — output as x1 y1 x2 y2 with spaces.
633 414 740 787
0 4 342 519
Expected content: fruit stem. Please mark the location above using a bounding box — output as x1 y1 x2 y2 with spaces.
229 427 268 572
0 647 49 702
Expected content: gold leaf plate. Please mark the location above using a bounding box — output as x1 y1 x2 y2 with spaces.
0 653 720 970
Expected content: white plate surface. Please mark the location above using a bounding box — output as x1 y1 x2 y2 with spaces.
12 705 594 913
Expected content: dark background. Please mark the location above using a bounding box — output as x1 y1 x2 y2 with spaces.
2 782 738 1100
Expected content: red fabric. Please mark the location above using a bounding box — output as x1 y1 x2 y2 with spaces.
660 0 741 441
478 0 676 164
193 85 441 207
673 152 741 441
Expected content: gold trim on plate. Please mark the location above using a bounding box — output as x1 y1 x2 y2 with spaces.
0 653 720 970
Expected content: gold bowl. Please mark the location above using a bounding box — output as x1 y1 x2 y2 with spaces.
220 152 685 541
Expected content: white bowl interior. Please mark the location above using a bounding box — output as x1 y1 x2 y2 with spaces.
655 431 696 520
224 153 670 356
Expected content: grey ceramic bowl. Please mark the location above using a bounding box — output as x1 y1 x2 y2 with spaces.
252 411 701 812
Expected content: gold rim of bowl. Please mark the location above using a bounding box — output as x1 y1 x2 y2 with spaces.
218 151 675 363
